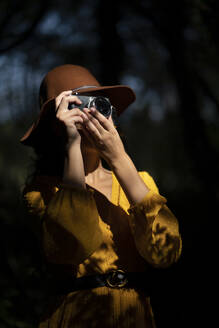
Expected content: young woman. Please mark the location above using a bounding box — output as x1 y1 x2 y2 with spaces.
21 64 182 327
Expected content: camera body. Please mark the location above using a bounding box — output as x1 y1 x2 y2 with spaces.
68 95 113 118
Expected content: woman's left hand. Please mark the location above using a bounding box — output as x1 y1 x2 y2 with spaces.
82 107 126 165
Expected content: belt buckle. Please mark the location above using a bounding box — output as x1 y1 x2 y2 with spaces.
106 270 128 288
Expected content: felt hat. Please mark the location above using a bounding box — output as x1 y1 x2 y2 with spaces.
20 64 136 147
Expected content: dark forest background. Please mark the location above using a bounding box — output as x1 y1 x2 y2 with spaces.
0 0 218 327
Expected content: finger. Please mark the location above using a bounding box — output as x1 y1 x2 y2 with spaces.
56 95 82 114
83 111 102 140
63 107 86 119
56 107 87 126
56 106 76 120
55 90 72 108
68 116 83 125
89 107 113 131
59 95 82 111
81 125 96 144
83 108 105 133
71 116 84 124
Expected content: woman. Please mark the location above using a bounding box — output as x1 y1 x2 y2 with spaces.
21 64 182 327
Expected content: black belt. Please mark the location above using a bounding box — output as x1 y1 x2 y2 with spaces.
51 270 153 295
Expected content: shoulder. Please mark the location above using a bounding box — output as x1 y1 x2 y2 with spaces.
138 171 160 194
22 175 60 211
23 175 60 193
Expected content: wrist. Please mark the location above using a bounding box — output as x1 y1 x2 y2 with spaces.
108 151 129 170
65 138 81 153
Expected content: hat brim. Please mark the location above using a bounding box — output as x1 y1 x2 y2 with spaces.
20 85 136 147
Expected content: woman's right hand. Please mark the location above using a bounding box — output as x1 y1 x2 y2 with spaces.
55 90 87 145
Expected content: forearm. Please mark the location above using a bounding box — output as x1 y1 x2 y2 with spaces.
63 143 86 189
109 152 150 205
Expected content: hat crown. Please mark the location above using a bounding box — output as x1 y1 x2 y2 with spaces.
39 64 100 108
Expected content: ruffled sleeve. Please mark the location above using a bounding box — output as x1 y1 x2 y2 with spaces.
23 177 103 265
128 172 182 268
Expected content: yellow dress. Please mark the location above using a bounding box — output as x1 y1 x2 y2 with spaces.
23 171 182 328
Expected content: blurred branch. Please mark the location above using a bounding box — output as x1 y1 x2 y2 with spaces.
0 2 21 33
196 71 219 110
96 0 125 84
0 1 49 53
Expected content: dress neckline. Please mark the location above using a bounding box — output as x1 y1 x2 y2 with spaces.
86 171 119 204
33 172 120 205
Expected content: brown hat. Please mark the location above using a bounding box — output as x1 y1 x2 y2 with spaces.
20 64 136 147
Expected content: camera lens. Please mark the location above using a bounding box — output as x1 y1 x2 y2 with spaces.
93 97 111 118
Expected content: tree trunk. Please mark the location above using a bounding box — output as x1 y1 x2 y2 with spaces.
96 0 124 85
